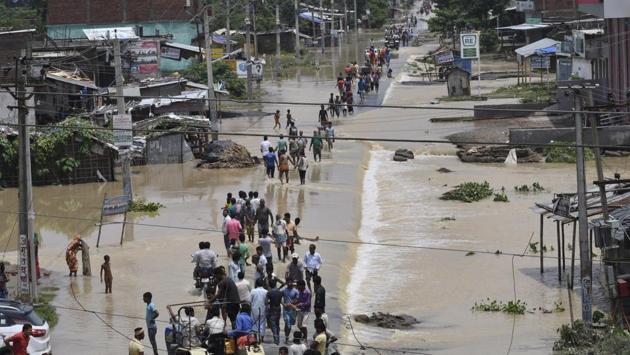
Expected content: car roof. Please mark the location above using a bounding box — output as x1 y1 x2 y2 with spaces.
0 300 31 314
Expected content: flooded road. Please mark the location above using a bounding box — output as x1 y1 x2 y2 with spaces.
0 11 620 355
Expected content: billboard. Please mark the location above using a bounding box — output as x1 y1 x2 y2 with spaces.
126 39 159 78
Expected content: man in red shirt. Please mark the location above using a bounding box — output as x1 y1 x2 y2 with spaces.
4 323 31 355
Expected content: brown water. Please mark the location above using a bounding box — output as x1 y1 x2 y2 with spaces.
344 150 628 354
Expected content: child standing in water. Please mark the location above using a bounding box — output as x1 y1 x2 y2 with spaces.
100 255 113 294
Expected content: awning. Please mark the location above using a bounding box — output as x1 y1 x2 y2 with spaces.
498 23 550 31
515 38 559 58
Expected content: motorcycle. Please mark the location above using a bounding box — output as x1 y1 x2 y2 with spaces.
194 267 216 295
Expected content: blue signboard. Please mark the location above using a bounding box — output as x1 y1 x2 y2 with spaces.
102 195 130 216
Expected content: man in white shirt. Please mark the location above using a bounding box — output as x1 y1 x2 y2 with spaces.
260 135 272 155
205 307 225 353
304 244 323 290
221 208 232 254
250 278 269 342
255 245 268 281
235 271 251 303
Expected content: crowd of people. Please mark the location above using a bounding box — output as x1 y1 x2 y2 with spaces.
149 190 337 355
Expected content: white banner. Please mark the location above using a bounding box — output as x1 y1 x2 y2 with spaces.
113 114 133 148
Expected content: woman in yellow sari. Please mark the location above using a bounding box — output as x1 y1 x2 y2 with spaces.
65 235 82 277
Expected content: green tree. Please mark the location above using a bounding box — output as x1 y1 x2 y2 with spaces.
182 61 246 99
429 0 510 48
0 4 43 30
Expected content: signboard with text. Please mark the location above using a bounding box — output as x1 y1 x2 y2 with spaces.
18 234 29 295
161 46 181 61
102 195 130 216
434 51 454 66
126 39 159 78
460 33 479 60
113 114 133 148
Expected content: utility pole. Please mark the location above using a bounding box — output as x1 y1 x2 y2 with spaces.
245 2 253 100
113 35 133 201
276 4 281 79
574 91 592 325
226 0 231 57
353 0 358 32
13 58 37 303
586 90 608 219
252 3 258 58
344 0 348 33
204 6 218 140
319 0 325 53
330 0 335 48
294 0 300 58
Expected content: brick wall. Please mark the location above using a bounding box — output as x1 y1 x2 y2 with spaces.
47 0 193 25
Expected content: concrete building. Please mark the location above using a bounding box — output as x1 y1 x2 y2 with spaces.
46 0 199 71
577 0 630 103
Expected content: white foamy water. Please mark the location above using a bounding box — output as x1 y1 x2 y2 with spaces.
347 150 464 313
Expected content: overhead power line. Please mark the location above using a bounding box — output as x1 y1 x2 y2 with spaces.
7 90 630 116
3 121 630 150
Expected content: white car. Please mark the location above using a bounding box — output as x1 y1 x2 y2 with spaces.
0 300 51 355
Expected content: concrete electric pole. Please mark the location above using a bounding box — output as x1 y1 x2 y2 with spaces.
295 0 300 58
203 6 219 140
276 4 281 79
574 91 592 325
13 58 37 304
246 2 253 100
319 0 325 54
113 35 133 201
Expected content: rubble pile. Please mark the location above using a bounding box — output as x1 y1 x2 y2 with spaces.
354 312 419 329
457 146 543 163
197 140 257 169
393 148 415 162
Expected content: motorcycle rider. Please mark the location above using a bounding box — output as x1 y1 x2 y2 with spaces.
192 241 218 284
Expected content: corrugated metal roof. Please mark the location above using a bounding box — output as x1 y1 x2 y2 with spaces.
498 23 550 31
515 38 560 58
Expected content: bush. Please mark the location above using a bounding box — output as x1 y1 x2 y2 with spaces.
544 142 595 163
128 199 164 213
441 181 493 202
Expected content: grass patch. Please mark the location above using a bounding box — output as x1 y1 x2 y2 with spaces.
544 142 595 163
128 199 164 213
34 303 58 329
35 286 60 329
441 181 493 203
489 84 556 104
439 96 488 102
